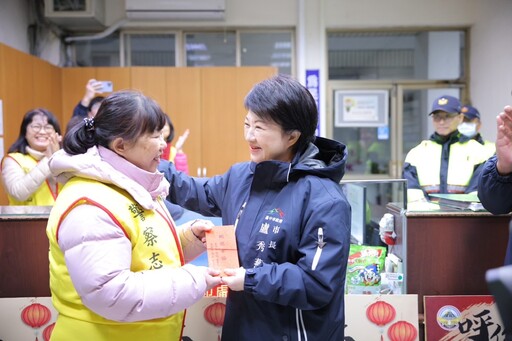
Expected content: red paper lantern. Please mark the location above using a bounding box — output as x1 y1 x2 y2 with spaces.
43 323 55 341
21 303 51 329
387 320 418 341
366 300 396 326
204 302 226 327
366 300 396 341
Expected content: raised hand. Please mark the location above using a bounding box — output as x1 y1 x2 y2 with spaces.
496 105 512 175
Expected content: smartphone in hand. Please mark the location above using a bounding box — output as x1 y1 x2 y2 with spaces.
98 81 113 93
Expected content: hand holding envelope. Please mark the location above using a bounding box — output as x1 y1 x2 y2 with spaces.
190 219 215 243
205 225 240 276
221 267 246 291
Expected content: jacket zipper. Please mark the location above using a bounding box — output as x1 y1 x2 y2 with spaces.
311 227 325 271
234 201 247 231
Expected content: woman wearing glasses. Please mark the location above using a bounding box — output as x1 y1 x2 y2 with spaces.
1 108 62 205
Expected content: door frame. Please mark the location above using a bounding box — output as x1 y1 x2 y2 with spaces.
326 80 465 179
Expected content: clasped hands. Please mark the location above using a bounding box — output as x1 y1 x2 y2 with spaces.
45 131 62 158
189 219 246 291
202 266 246 292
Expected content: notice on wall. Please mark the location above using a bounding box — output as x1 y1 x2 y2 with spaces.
334 90 389 127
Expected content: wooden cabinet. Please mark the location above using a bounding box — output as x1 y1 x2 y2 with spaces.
0 45 63 157
61 67 132 128
0 43 277 204
62 66 276 176
166 68 202 175
198 67 276 176
0 211 51 297
387 203 510 313
166 67 276 176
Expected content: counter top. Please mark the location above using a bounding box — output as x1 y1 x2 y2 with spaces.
387 202 508 217
0 206 51 220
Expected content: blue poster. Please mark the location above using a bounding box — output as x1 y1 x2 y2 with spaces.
305 69 320 135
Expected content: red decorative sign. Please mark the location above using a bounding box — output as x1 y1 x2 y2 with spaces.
424 295 505 340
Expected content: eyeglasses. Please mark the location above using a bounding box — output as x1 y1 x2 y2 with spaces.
29 124 55 133
432 113 460 122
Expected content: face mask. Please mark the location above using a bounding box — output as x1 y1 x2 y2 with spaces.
458 122 477 138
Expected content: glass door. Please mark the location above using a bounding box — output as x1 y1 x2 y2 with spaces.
327 81 396 180
327 81 465 179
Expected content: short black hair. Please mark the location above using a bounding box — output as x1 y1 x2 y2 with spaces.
244 74 318 153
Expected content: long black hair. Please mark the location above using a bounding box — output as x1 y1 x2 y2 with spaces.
8 108 61 154
64 90 167 155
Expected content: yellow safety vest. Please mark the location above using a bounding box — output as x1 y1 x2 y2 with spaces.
405 139 489 201
482 140 496 160
2 152 61 206
47 177 185 341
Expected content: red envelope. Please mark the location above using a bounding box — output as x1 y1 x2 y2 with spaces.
205 225 239 276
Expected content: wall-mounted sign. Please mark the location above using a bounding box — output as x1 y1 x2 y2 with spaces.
305 69 320 135
335 90 389 127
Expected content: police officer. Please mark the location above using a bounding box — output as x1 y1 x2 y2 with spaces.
402 95 489 202
459 104 496 158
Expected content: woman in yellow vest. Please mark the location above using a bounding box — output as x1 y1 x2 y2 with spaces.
1 108 62 205
46 90 221 340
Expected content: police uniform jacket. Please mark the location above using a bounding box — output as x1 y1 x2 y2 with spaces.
402 131 489 201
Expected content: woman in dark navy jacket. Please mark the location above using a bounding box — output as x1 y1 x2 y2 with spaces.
478 105 512 265
159 74 351 340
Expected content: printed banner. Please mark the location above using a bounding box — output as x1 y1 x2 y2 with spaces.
424 295 506 341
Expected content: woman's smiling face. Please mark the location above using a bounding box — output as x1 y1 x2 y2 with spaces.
25 114 56 152
115 130 167 172
243 110 299 163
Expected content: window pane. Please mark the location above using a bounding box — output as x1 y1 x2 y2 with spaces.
240 32 292 75
126 34 176 66
53 0 86 11
185 32 236 66
328 31 465 80
335 127 391 175
74 32 120 67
